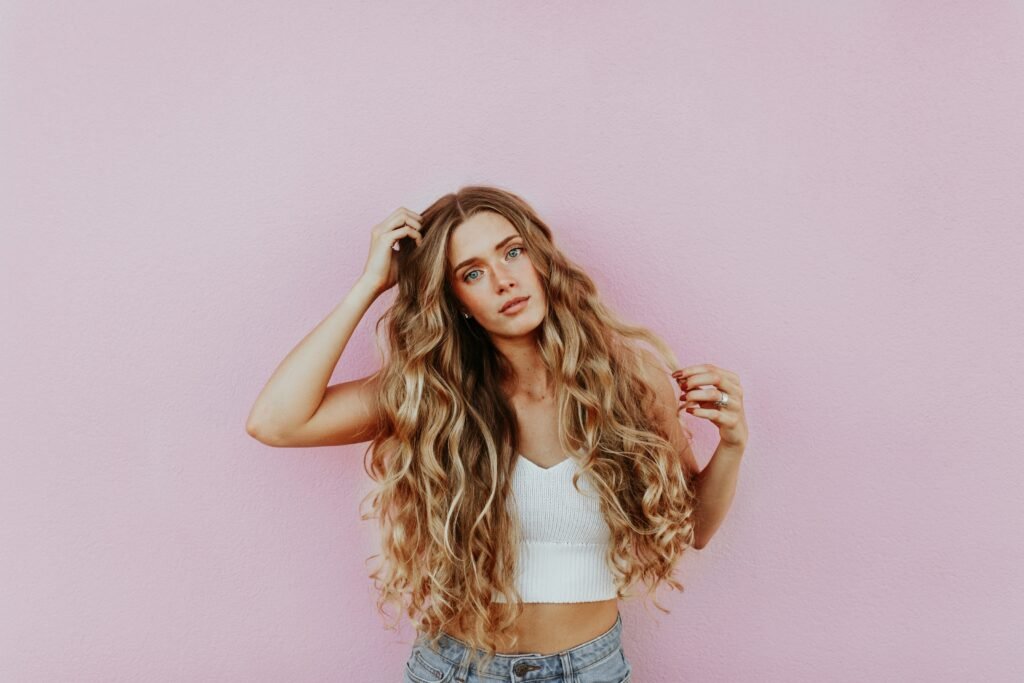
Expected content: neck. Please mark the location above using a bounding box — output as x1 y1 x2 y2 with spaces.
495 340 553 402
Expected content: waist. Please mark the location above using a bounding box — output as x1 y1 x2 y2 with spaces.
441 600 620 655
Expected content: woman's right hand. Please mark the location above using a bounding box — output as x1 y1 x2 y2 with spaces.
359 207 423 295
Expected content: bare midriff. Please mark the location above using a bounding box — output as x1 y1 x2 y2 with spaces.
441 599 619 655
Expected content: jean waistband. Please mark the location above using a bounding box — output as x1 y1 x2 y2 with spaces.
424 611 623 679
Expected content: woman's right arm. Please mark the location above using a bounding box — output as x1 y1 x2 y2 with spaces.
245 208 423 447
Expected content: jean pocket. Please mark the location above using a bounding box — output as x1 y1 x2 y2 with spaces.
404 644 456 683
575 647 631 683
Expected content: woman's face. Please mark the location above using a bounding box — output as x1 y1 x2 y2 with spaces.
447 211 547 338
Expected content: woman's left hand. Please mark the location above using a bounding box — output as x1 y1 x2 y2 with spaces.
672 364 748 451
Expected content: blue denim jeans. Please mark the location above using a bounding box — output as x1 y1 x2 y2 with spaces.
403 612 632 683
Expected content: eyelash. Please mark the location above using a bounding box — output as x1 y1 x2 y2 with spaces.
463 246 525 283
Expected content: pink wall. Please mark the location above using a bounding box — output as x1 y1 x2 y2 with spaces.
3 2 1022 681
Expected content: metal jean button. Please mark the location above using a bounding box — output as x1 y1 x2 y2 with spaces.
512 661 541 676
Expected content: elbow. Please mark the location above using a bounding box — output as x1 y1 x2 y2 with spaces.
246 420 280 446
692 527 708 550
245 418 263 439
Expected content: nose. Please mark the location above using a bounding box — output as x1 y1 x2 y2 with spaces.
493 264 517 291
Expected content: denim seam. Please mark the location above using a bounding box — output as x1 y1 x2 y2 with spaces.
406 647 454 683
573 646 621 673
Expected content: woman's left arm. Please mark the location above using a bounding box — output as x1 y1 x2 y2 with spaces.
674 364 748 549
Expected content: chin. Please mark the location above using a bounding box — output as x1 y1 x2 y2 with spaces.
521 308 545 332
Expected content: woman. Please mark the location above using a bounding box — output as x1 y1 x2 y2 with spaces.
246 185 748 682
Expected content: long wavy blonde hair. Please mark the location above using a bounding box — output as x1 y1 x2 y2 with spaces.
358 185 698 670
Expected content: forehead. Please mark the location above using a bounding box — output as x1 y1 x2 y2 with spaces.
447 211 519 265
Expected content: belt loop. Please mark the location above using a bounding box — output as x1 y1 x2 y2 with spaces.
559 651 575 683
454 644 472 682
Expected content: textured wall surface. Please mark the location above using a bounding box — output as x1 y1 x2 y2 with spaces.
2 1 1022 681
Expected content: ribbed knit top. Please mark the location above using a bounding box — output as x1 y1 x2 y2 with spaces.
492 453 618 603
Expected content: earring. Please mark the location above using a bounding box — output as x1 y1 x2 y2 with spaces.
462 312 471 319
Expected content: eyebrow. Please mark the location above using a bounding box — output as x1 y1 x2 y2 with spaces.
453 234 521 274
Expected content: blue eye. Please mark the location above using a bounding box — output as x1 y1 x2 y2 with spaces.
463 246 524 282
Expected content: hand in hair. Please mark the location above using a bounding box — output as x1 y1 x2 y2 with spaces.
674 364 748 451
359 207 424 295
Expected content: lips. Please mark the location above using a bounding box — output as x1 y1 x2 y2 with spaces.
500 296 530 313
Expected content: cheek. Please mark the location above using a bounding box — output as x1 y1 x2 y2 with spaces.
452 287 476 312
523 258 541 281
527 263 544 292
463 289 489 313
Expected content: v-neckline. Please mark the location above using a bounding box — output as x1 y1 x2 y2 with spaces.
517 453 572 472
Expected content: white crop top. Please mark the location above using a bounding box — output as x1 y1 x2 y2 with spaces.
492 452 618 603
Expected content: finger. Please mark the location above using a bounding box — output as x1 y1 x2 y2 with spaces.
391 212 422 231
677 374 742 402
675 370 722 390
674 364 740 384
681 388 734 405
671 365 707 379
388 225 423 249
682 389 739 413
687 407 739 425
672 366 718 383
683 396 731 410
400 225 423 245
